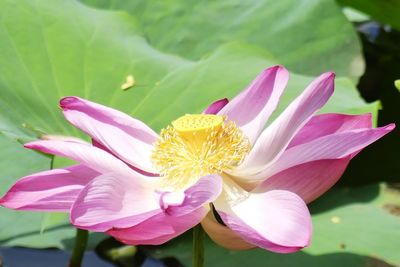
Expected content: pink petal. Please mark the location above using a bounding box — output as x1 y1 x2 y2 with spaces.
107 207 207 245
160 174 222 216
255 158 350 203
203 98 229 115
40 135 89 144
60 97 157 173
201 212 256 250
72 174 220 235
288 113 372 148
108 175 221 243
257 124 395 179
218 66 289 144
24 140 135 177
234 72 335 176
70 173 160 232
0 165 98 212
92 139 158 177
214 180 312 253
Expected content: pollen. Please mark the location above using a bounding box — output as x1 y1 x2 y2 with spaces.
151 114 251 190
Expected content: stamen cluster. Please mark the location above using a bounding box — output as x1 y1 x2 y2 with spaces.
152 115 250 189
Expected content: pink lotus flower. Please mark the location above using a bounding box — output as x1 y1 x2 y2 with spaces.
0 66 394 253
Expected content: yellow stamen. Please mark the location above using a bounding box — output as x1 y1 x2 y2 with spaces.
152 114 250 190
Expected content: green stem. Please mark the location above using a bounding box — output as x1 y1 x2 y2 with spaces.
49 155 55 170
69 228 88 267
192 224 205 267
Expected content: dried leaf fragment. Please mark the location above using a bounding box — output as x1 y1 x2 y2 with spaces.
121 75 135 90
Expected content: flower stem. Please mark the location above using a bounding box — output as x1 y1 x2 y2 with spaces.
192 224 205 267
69 228 88 267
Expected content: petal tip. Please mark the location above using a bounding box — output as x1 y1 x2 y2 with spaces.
385 123 396 131
257 65 289 84
23 141 51 153
60 96 79 109
271 65 288 74
23 142 36 149
324 71 336 79
263 65 287 74
0 196 6 206
272 65 283 70
320 71 335 92
0 192 21 210
317 72 335 85
204 98 229 114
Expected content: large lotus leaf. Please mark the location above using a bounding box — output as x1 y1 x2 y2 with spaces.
0 0 376 249
80 0 364 79
147 184 400 266
306 183 400 265
0 0 374 138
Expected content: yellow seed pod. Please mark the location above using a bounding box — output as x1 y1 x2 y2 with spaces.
172 114 224 145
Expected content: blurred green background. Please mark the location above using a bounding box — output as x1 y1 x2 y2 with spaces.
0 0 399 266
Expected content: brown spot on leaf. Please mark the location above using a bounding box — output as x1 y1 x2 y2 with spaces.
364 257 396 267
383 204 400 216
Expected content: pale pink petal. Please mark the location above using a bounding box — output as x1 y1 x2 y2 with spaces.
288 113 372 148
26 139 158 227
254 158 350 203
24 140 135 176
160 174 222 216
234 72 335 175
91 139 158 177
40 135 89 144
0 165 98 212
81 175 220 240
70 173 160 232
60 97 157 173
201 212 255 250
106 174 222 243
253 124 395 180
218 66 289 144
159 191 185 209
108 207 207 245
214 180 312 253
203 98 229 115
105 176 221 244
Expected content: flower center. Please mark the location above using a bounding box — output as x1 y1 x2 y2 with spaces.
151 114 251 190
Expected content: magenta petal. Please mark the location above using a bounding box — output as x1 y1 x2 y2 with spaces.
218 66 289 144
24 140 135 176
214 186 312 253
260 124 395 179
107 207 207 245
0 165 98 212
70 173 160 232
108 175 222 245
234 72 335 175
203 98 229 115
60 96 157 173
255 158 350 203
288 113 372 148
160 174 222 216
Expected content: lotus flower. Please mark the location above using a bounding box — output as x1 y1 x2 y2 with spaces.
0 66 394 253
